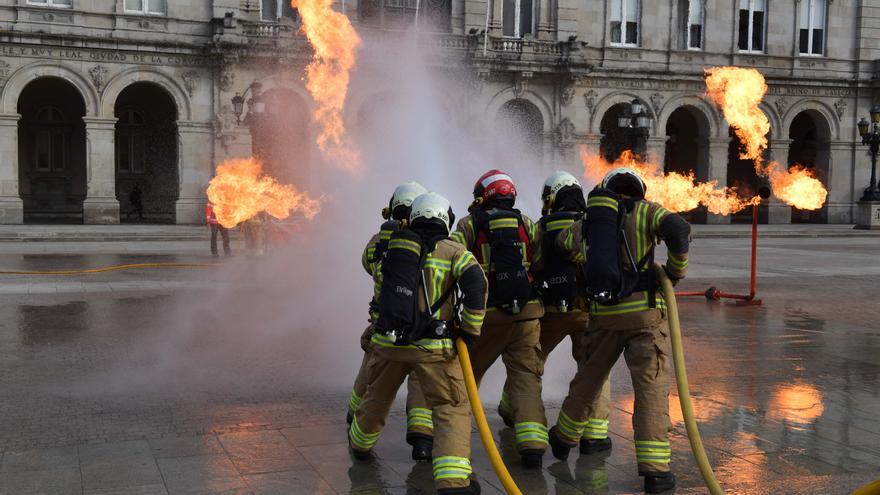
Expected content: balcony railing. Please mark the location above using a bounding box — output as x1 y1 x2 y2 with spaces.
241 22 295 38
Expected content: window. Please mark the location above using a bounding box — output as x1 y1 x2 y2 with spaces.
799 0 826 55
117 110 147 174
261 0 296 21
737 0 765 52
681 0 704 50
26 0 72 8
34 107 67 172
610 0 639 46
502 0 534 38
124 0 165 15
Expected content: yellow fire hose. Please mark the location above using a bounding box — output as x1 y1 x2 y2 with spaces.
655 264 725 495
0 262 216 275
456 338 523 495
852 480 880 495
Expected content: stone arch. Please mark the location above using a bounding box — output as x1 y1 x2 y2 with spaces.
781 100 839 140
484 87 554 133
589 91 656 136
252 74 315 118
1 61 99 116
656 95 724 139
101 67 191 120
758 101 782 140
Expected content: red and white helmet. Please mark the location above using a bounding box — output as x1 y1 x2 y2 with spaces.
473 170 517 202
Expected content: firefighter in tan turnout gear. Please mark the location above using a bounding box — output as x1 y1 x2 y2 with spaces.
498 171 614 455
346 182 438 461
547 168 691 494
450 170 548 468
349 192 488 495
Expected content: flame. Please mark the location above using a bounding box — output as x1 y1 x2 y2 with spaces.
704 66 828 211
292 0 362 175
581 149 760 215
206 157 321 229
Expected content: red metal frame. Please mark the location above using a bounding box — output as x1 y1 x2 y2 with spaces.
675 203 762 306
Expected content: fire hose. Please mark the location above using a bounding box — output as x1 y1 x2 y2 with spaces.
0 262 217 275
655 263 725 495
852 480 880 495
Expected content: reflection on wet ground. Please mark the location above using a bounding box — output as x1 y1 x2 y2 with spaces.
0 237 878 493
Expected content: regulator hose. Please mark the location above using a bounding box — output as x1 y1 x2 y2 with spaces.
654 264 725 495
455 338 523 495
852 479 880 495
0 262 217 276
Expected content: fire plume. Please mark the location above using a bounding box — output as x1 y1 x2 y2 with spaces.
704 66 828 211
207 157 321 229
581 149 760 215
291 0 362 175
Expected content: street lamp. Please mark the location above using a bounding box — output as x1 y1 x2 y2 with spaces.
857 105 880 202
617 98 652 158
231 80 266 125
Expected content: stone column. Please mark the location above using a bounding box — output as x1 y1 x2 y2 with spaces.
82 117 120 224
706 137 731 224
176 121 215 224
645 136 666 164
767 138 793 224
536 0 551 39
827 140 855 223
451 0 465 34
0 114 24 224
489 0 502 35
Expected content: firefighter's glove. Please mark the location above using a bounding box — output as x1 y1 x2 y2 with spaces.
662 265 681 287
457 331 478 353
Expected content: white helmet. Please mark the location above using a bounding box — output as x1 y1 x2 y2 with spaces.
384 181 428 219
542 171 581 202
409 192 453 233
601 167 646 198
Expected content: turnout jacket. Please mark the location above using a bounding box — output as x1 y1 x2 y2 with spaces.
367 238 489 358
558 198 690 330
451 212 544 323
362 221 400 321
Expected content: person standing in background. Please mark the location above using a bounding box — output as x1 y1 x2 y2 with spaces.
206 200 232 257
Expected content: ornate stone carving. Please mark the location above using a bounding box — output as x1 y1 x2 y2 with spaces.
584 90 598 113
219 61 235 92
554 117 577 147
774 96 789 117
182 71 198 97
513 71 533 98
0 60 10 85
88 65 109 91
650 93 665 115
834 99 846 121
561 82 576 106
214 104 239 151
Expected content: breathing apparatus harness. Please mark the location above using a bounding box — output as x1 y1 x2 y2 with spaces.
471 205 534 315
538 183 587 312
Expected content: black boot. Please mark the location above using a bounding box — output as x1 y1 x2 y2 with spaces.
497 404 514 428
643 471 676 493
347 434 372 461
408 435 433 462
548 426 574 461
437 479 481 494
520 449 544 468
579 436 612 455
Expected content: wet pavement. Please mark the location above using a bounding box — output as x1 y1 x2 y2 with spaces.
0 235 878 494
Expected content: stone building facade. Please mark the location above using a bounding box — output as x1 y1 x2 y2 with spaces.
1 0 879 224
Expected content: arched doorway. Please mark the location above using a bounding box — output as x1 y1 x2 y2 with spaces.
250 88 311 187
665 105 711 223
788 110 830 223
599 103 633 162
114 82 179 223
493 99 544 169
728 128 770 223
17 78 87 223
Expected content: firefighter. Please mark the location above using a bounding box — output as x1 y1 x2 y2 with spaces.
450 170 548 468
347 182 438 462
547 168 691 494
497 171 614 455
206 200 231 257
349 192 488 495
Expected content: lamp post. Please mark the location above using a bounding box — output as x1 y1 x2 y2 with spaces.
617 98 652 159
231 80 266 126
858 105 880 202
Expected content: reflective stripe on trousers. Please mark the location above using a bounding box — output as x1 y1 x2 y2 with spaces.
432 455 472 481
406 407 434 431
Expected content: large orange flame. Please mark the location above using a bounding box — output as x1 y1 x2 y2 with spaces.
581 149 760 215
704 66 828 211
206 157 321 229
291 0 362 175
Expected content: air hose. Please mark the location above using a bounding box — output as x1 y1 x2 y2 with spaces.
456 338 523 495
851 479 880 495
0 262 216 275
654 264 725 495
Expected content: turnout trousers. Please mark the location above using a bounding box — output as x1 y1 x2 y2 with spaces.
349 325 433 441
350 345 473 490
500 311 612 442
470 317 548 452
555 317 672 473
